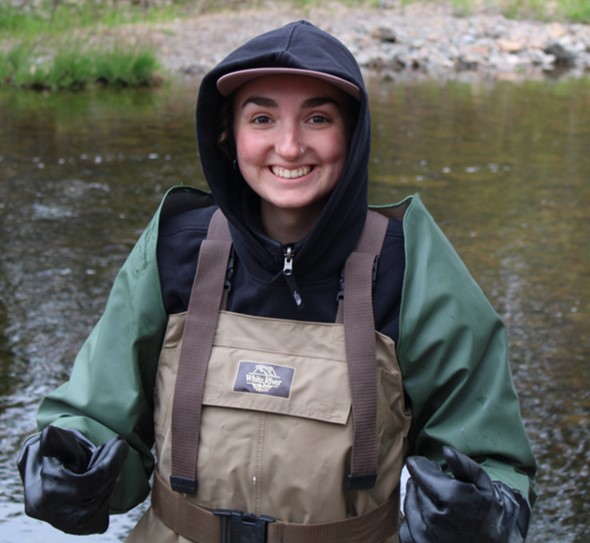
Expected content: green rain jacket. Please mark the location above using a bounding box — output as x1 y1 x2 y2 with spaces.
36 186 536 515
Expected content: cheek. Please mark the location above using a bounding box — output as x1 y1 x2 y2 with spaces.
235 130 261 164
324 133 348 168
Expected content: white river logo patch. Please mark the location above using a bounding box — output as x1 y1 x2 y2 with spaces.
233 361 295 398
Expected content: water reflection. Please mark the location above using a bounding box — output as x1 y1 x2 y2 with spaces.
1 75 589 542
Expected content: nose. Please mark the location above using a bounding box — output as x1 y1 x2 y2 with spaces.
275 123 304 160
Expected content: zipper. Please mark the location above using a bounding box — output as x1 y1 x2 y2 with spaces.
282 245 304 310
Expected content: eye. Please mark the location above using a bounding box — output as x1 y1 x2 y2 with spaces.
251 114 273 125
307 114 330 124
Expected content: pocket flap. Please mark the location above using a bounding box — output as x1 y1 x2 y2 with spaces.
203 354 352 425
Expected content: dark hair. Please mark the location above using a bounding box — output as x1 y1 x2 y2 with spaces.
216 98 235 161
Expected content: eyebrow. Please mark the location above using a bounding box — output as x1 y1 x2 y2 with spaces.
240 96 341 109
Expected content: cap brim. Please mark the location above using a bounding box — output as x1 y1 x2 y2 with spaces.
217 68 360 100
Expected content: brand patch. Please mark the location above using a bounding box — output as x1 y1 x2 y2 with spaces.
233 361 295 398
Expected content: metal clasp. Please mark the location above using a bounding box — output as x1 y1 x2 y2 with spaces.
214 509 275 543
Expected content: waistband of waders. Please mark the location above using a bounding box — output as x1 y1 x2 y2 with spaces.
152 469 398 543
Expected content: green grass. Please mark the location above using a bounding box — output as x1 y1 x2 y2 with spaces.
384 0 590 22
561 0 590 23
0 0 165 91
1 0 589 32
0 44 160 91
501 0 590 22
450 0 473 16
0 1 184 40
403 0 590 22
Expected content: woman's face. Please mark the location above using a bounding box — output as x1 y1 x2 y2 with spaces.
233 74 349 226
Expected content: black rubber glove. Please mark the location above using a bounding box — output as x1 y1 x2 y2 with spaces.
400 446 531 543
17 425 129 535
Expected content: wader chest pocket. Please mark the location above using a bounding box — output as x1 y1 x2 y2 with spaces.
201 311 353 424
202 349 352 424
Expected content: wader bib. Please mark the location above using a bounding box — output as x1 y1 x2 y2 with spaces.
127 210 411 543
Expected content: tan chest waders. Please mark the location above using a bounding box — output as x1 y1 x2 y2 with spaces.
126 210 411 543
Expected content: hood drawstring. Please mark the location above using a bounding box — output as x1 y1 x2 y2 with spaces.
282 245 305 310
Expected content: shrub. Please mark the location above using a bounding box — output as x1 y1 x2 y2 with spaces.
0 45 160 90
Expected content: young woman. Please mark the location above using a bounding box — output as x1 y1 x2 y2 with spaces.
18 20 536 543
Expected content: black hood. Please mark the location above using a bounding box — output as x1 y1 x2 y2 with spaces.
196 20 370 280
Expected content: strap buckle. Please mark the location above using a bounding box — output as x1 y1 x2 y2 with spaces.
214 509 275 543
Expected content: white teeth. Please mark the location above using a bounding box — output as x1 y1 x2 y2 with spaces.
272 166 311 179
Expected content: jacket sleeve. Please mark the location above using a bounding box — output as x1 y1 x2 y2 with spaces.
396 194 537 506
35 204 168 514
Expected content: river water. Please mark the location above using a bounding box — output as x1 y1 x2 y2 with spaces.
1 73 589 542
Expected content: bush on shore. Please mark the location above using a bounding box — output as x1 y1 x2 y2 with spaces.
0 44 160 90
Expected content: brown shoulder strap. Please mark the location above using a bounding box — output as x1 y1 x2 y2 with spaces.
342 210 389 489
170 209 232 494
355 210 389 255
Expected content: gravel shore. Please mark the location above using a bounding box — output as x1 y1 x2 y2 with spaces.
109 1 590 82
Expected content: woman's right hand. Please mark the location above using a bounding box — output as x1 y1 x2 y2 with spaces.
17 425 128 535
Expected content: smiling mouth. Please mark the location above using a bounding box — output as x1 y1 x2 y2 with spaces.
271 166 312 179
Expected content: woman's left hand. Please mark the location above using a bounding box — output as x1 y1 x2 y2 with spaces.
399 446 530 543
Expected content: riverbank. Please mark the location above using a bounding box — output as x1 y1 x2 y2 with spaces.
2 0 590 86
96 1 590 82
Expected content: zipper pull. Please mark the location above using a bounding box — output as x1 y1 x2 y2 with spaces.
283 245 304 310
283 246 294 276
